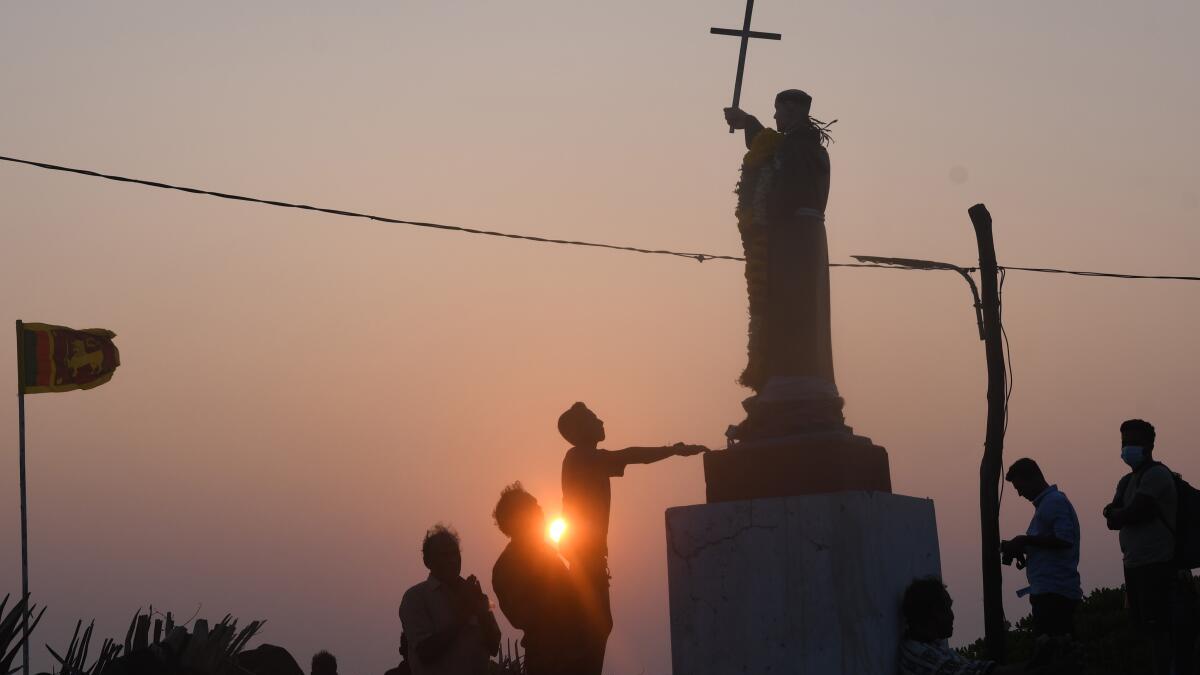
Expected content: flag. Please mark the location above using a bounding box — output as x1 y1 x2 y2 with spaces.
17 322 120 394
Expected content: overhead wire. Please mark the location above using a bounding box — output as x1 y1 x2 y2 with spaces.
1000 266 1200 282
0 154 738 264
2 153 1200 282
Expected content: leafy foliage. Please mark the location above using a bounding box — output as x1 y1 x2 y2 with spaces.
42 609 264 675
490 637 525 674
1 595 46 675
957 584 1200 674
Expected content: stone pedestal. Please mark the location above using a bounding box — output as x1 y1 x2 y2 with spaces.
712 376 892 503
665 492 941 675
704 432 892 503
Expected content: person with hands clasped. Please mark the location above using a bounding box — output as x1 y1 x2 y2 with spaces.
400 525 501 675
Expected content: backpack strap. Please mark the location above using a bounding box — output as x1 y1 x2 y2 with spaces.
1118 462 1178 534
1114 473 1134 507
1148 462 1178 535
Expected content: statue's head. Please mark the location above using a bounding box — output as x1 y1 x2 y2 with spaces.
774 89 834 145
493 482 545 542
558 401 605 447
421 524 462 582
774 89 812 131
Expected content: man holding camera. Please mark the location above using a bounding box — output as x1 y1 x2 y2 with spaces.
1001 458 1083 638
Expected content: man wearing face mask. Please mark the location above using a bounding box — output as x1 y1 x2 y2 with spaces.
1103 418 1196 675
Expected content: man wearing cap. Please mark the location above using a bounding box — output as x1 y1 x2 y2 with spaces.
723 90 835 395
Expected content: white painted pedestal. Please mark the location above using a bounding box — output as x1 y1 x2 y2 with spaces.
665 492 941 675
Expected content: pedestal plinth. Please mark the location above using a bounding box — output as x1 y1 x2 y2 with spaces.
704 432 891 503
665 492 941 675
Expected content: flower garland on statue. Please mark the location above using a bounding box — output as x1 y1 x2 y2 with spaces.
734 128 782 391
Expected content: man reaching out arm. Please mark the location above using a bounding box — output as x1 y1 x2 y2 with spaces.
557 401 707 675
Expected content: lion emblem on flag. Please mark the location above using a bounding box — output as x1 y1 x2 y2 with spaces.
66 339 105 377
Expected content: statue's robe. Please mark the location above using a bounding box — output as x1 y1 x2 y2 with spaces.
742 119 835 391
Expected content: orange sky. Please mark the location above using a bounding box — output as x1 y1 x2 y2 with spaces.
2 2 1198 674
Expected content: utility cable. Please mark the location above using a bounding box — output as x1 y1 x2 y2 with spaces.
0 154 737 264
3 153 1200 282
999 266 1200 282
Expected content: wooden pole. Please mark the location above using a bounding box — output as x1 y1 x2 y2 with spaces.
15 320 30 675
968 205 1007 661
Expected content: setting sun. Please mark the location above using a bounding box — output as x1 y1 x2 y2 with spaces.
548 517 568 544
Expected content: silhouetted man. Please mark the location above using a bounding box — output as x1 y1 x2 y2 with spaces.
558 402 706 675
311 650 337 675
492 482 584 675
899 577 1032 675
1103 419 1197 675
1001 458 1082 637
400 526 502 675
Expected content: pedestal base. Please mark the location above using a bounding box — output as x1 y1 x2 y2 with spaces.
665 492 941 675
704 433 891 503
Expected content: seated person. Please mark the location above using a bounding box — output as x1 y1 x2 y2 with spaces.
900 577 1031 675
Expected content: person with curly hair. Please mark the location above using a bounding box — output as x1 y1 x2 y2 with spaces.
491 482 584 675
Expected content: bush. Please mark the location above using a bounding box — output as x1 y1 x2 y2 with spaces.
957 584 1200 675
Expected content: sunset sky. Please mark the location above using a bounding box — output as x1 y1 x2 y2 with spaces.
2 2 1198 674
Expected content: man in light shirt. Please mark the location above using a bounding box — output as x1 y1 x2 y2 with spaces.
400 525 501 675
1001 458 1082 638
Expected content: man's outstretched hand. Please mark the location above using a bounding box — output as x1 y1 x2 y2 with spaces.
672 442 710 457
724 107 752 130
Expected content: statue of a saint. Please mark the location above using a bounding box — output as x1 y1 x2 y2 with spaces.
724 90 844 440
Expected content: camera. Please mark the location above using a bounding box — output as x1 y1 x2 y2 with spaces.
1000 541 1026 569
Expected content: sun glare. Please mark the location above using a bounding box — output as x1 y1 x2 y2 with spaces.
548 517 568 544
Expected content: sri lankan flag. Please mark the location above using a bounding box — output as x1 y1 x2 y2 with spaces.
17 322 120 394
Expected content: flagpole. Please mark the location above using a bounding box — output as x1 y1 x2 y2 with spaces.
15 320 30 675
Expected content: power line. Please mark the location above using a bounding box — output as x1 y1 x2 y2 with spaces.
0 154 738 264
2 153 1199 283
999 266 1200 282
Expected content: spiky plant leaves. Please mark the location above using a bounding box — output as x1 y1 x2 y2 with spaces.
130 615 150 653
47 609 265 675
0 595 46 675
225 620 262 659
121 610 138 656
0 596 29 649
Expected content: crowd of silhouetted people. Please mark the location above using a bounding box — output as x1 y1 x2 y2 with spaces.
374 412 1197 675
384 402 705 675
900 418 1199 675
